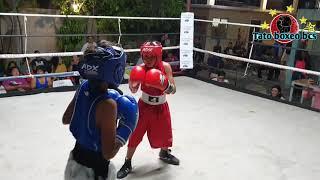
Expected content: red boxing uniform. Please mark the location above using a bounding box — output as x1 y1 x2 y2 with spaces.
128 63 173 148
117 41 179 179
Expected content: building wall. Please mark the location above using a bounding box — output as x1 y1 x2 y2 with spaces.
20 8 62 54
193 6 275 62
1 8 62 55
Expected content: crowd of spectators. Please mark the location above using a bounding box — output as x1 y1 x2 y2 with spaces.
0 49 82 94
198 37 319 110
0 35 183 95
1 35 318 111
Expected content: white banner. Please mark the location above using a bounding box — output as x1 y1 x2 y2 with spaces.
180 12 194 69
53 79 74 88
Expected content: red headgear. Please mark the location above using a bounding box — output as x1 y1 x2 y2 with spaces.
140 41 163 70
140 41 162 60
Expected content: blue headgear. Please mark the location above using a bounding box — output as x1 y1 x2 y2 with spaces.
79 46 127 87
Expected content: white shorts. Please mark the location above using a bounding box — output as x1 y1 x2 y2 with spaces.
64 152 116 180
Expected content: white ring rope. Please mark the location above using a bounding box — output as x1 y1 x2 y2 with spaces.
1 13 318 33
117 18 122 44
0 46 180 59
0 12 180 20
0 46 181 81
0 52 84 59
23 16 28 54
0 71 80 81
1 46 319 81
194 47 320 76
0 61 180 81
194 18 262 28
244 27 256 77
23 16 32 75
0 13 319 82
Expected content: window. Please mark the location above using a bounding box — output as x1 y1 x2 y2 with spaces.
304 21 320 55
267 0 293 11
298 0 320 9
215 0 261 7
37 0 52 9
211 18 228 39
191 0 208 4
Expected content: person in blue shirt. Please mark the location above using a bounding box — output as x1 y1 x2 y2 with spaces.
62 41 139 180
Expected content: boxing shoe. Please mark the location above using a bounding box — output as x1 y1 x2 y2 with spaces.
159 149 180 165
117 159 132 179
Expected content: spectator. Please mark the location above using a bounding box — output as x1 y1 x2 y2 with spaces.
270 85 285 100
68 55 81 85
194 37 204 64
164 52 180 72
257 48 274 80
210 71 229 83
54 57 67 73
224 42 233 55
270 42 283 80
208 43 224 69
20 58 31 75
50 56 59 73
292 51 309 81
31 50 49 73
161 33 171 47
213 40 222 53
6 61 18 76
302 79 320 110
84 43 97 54
233 41 246 57
2 67 30 92
31 65 52 89
161 34 171 59
81 36 97 52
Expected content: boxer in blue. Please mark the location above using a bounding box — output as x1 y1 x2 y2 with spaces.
62 41 138 180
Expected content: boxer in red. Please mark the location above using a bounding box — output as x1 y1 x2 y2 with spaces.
117 41 179 179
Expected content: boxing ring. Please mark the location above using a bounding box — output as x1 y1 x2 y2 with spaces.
1 76 319 180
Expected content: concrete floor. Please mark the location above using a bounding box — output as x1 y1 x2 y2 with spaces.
0 76 319 180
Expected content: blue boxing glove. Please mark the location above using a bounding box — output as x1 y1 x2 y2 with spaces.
108 89 121 100
107 89 138 146
116 95 138 146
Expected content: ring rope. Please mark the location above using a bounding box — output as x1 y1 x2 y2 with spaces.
1 46 319 81
193 47 320 76
117 18 122 44
1 12 318 33
0 46 180 59
0 12 180 20
0 33 180 37
0 71 80 81
0 61 180 81
244 27 256 77
23 16 32 76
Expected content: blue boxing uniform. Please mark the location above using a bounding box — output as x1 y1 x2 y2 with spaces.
64 44 138 180
70 80 111 152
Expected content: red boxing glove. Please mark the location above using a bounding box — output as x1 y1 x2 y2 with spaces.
145 69 170 91
130 66 146 85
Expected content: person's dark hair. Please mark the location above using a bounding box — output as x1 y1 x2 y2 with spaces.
51 56 59 70
271 85 282 98
217 70 226 77
34 50 40 53
6 61 18 76
36 65 46 72
7 61 18 68
8 66 20 76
